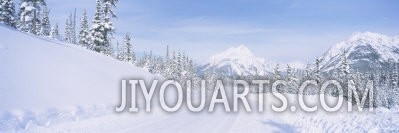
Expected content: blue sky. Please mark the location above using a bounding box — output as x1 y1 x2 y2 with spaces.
46 0 399 64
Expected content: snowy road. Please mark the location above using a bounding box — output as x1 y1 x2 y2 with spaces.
24 109 240 133
119 112 238 133
7 95 399 133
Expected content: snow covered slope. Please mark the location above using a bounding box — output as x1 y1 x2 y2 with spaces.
318 32 399 72
0 25 157 111
200 45 273 77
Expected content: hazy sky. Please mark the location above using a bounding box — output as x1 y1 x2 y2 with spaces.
45 0 399 64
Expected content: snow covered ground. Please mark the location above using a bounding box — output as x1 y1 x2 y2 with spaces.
1 25 399 132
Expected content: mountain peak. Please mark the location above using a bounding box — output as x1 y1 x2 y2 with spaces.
319 31 399 72
348 31 392 44
351 31 386 38
328 32 394 56
201 45 272 77
236 45 250 52
209 45 257 66
225 45 252 56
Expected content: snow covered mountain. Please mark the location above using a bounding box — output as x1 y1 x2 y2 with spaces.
318 32 399 73
199 45 273 77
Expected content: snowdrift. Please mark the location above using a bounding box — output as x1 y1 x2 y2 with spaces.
0 24 157 111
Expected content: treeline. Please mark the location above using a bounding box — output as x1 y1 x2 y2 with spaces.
239 52 399 109
0 0 116 53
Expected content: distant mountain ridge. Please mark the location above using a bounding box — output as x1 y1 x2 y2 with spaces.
199 32 399 78
199 45 273 77
319 32 399 73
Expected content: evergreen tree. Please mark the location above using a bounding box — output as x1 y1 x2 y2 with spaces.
116 40 124 61
305 62 312 80
391 64 398 87
64 17 71 42
123 33 135 64
177 51 182 77
142 53 151 72
286 64 292 80
105 36 114 56
102 0 118 52
50 23 59 39
33 7 41 35
274 63 281 80
286 64 298 94
165 45 169 60
18 0 45 34
187 59 195 79
340 52 350 78
91 0 107 53
171 51 178 80
102 0 118 17
71 8 76 44
374 71 387 107
40 5 50 36
149 51 153 64
182 52 187 74
179 52 189 85
315 59 322 83
205 68 217 91
0 0 17 28
153 57 163 75
78 10 90 47
68 13 74 43
391 63 399 106
163 45 174 79
374 70 381 86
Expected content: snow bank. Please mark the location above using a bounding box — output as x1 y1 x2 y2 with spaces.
0 25 158 131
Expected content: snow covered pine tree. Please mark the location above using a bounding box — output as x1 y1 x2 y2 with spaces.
0 0 17 28
40 5 50 36
18 0 45 34
79 10 90 48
